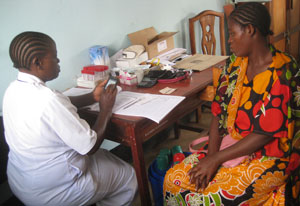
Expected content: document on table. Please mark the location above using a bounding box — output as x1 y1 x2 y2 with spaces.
113 91 185 123
63 88 185 123
63 86 122 96
173 54 228 71
63 87 93 96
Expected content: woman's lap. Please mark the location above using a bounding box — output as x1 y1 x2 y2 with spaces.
163 153 288 206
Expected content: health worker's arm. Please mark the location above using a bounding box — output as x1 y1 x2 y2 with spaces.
87 84 117 155
69 80 107 108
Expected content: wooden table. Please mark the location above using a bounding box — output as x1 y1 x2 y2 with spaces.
79 67 214 206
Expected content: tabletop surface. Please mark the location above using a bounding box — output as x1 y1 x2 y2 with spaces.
111 68 213 122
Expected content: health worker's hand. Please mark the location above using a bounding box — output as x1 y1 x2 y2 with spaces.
99 83 117 114
93 80 107 102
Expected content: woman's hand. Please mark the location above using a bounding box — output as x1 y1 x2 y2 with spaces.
188 154 221 191
188 132 274 191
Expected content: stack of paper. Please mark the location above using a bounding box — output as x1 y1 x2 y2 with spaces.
148 48 188 66
113 91 185 123
63 88 185 123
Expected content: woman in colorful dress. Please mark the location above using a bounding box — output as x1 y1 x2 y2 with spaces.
163 2 300 205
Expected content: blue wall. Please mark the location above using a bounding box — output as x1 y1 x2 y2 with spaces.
0 0 225 114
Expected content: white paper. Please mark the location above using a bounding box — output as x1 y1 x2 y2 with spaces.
100 139 120 150
63 86 122 96
157 40 167 52
63 88 185 124
156 48 187 61
112 91 185 123
159 87 177 94
63 87 93 96
147 48 189 66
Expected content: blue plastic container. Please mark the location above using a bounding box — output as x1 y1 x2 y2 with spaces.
148 160 166 206
148 152 191 206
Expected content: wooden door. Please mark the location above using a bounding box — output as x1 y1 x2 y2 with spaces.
267 0 287 53
267 0 300 61
288 0 300 61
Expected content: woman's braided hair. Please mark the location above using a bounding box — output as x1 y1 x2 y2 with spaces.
229 2 273 37
9 31 54 70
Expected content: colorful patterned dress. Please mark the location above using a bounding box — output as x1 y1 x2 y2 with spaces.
163 46 300 206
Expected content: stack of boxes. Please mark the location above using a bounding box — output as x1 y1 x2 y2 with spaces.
81 65 109 81
116 27 177 86
77 65 109 88
77 45 110 88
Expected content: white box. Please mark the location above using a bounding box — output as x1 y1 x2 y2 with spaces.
77 76 97 88
116 52 148 68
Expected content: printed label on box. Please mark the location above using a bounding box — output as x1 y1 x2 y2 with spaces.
157 40 167 52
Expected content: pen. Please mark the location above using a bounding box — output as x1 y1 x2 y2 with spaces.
122 99 140 110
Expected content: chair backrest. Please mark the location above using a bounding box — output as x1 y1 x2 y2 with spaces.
0 116 9 184
189 10 226 56
199 67 223 101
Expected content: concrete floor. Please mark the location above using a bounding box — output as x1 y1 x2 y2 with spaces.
110 109 213 206
0 109 212 206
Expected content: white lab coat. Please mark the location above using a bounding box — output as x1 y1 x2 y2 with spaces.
3 72 137 206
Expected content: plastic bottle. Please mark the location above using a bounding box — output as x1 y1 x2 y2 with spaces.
171 145 185 165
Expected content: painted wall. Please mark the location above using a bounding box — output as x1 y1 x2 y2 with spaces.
0 0 225 114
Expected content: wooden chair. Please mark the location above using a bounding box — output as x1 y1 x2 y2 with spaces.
174 10 226 138
189 10 226 56
0 116 24 206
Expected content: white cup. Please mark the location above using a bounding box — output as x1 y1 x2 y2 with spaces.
135 69 144 83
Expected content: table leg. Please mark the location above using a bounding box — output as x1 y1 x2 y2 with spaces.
128 127 152 206
174 122 181 139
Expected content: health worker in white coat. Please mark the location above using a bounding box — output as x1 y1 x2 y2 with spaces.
3 31 137 206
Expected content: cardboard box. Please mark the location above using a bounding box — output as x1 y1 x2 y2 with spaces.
116 52 148 68
128 27 177 59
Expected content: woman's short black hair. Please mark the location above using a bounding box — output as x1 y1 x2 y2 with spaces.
229 2 273 37
9 31 54 70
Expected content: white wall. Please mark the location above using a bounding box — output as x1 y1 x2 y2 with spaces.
0 0 225 114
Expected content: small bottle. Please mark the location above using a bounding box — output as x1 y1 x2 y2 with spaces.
159 148 171 158
156 154 169 171
171 145 183 156
171 145 185 165
173 153 185 165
